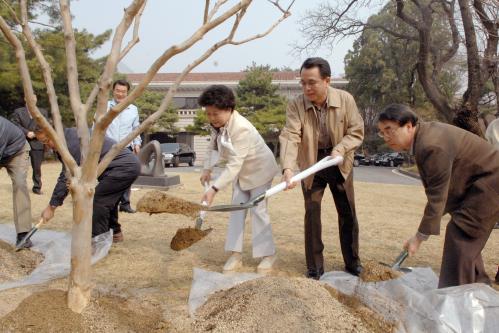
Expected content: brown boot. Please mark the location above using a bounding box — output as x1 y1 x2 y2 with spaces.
113 231 124 243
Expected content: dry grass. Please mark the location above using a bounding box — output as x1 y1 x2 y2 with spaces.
0 161 497 331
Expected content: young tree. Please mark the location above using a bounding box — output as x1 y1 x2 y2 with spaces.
298 0 498 137
0 0 294 312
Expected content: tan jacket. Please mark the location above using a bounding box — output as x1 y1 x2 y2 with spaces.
279 87 364 189
203 110 279 191
414 122 499 237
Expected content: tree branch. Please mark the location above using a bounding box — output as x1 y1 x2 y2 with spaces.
204 0 210 24
60 0 89 160
0 14 78 174
118 0 147 62
96 0 293 174
19 0 67 148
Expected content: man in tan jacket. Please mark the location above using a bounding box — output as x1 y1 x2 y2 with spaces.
200 85 280 274
378 104 499 288
280 57 364 279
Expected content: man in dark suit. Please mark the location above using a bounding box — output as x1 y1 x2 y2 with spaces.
377 104 499 288
36 127 140 242
11 102 49 194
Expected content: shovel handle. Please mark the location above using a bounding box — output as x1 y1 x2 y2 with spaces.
265 156 344 198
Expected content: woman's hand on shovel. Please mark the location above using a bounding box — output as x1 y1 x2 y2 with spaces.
201 187 217 206
403 234 423 257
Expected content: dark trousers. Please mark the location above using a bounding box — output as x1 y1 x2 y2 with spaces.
439 219 493 288
29 149 44 191
301 154 360 272
119 146 134 208
92 173 138 237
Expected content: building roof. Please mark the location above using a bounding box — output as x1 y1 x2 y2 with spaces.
126 71 346 84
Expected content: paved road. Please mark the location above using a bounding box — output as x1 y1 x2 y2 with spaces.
165 165 422 186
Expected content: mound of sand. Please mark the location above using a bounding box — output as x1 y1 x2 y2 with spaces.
136 190 202 218
193 276 372 332
170 227 212 251
0 240 43 284
0 290 169 332
359 261 402 283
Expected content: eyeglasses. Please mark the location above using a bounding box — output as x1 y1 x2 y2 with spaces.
299 80 322 88
377 126 401 139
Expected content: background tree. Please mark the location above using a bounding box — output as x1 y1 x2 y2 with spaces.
0 1 109 123
298 0 498 137
343 4 460 152
186 109 210 135
0 0 294 312
135 90 178 133
236 63 287 154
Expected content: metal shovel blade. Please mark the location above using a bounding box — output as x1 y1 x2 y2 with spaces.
16 218 45 251
380 249 412 272
207 193 266 212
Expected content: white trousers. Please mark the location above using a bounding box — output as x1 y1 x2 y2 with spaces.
224 180 275 258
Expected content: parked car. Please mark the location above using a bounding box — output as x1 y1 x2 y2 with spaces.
380 152 405 167
353 153 370 166
353 153 364 167
160 143 196 167
369 153 384 166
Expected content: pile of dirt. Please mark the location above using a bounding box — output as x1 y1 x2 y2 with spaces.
0 240 43 283
360 261 402 282
0 289 169 332
193 276 372 332
136 190 202 218
171 227 212 251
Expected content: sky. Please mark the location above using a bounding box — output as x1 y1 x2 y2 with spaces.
70 0 366 77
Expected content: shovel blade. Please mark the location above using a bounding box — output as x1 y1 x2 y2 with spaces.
15 227 38 251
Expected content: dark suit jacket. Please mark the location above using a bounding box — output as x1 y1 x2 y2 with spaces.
11 106 48 150
414 122 499 238
49 128 140 207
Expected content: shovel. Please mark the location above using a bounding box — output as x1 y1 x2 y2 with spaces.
207 155 344 212
380 249 412 272
15 218 45 251
194 183 210 230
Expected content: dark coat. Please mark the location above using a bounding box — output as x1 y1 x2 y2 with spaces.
11 106 48 150
414 122 499 238
0 116 26 165
49 128 140 207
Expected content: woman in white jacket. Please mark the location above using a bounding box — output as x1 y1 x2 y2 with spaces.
199 85 279 273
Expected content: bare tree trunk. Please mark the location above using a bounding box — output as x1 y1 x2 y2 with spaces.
67 181 95 313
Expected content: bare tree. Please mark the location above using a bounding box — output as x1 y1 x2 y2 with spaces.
298 0 498 136
0 0 294 312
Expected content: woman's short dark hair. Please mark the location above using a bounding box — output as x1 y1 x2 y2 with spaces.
378 104 419 126
300 57 331 79
198 85 236 111
112 79 130 91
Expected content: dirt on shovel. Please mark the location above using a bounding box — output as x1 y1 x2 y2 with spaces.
170 227 212 251
136 190 203 218
359 261 402 282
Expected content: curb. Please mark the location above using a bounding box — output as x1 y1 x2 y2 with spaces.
397 167 421 180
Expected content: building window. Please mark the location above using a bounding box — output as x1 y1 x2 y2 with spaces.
172 97 199 109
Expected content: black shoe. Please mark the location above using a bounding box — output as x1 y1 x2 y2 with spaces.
32 189 42 195
494 223 499 229
495 268 498 284
345 264 363 276
119 205 136 213
16 232 33 249
306 268 324 280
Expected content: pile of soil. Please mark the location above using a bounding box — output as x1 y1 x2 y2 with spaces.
360 261 402 282
193 276 372 332
0 240 43 283
136 190 202 218
0 289 169 332
171 228 212 251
